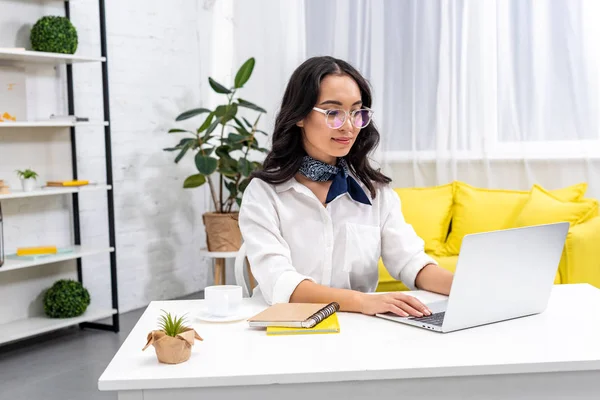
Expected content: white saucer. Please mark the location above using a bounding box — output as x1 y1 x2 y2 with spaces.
195 306 252 323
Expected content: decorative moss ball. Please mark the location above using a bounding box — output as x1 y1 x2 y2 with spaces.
30 16 78 54
43 279 90 318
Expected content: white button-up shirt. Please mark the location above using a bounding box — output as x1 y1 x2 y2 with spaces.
238 176 437 305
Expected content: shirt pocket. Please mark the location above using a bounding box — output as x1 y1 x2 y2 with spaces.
343 223 381 274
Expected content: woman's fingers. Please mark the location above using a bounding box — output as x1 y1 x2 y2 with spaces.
390 298 423 317
392 293 432 315
387 303 409 317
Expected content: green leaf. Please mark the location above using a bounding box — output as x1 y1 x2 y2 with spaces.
242 117 253 128
229 142 244 151
236 197 242 207
255 129 268 135
195 153 218 175
177 138 196 147
176 108 211 121
218 157 238 177
237 98 266 113
239 177 251 192
219 168 237 177
163 147 180 152
215 145 231 158
207 117 221 134
214 105 228 118
183 174 206 188
227 133 246 144
168 128 191 134
233 117 246 129
221 103 238 124
233 125 250 136
199 147 214 156
197 112 215 133
234 57 255 88
238 158 252 177
174 141 193 163
225 181 237 193
208 77 231 94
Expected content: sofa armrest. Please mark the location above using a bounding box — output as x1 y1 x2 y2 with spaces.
560 216 600 288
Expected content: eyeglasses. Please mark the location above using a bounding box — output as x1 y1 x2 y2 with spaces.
312 107 373 129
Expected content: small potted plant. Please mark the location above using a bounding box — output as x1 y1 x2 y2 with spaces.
16 168 38 192
143 310 203 364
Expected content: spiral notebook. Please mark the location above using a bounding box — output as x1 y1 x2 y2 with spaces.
266 313 340 335
247 302 340 328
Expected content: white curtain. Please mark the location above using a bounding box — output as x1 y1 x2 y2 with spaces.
207 0 600 198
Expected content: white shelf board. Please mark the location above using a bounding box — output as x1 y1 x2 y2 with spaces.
0 184 111 200
0 245 114 273
0 306 118 345
0 121 108 128
0 49 104 65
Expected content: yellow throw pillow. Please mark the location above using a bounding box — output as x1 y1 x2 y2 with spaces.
547 182 587 201
444 181 589 255
513 185 598 228
394 182 454 254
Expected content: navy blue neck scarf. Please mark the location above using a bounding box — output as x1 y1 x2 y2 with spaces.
298 156 371 205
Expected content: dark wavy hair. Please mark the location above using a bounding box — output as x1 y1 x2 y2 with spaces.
251 56 391 198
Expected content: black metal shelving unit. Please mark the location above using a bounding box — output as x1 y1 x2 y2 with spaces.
66 0 119 333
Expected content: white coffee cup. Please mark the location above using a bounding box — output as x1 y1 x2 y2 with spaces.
204 285 242 317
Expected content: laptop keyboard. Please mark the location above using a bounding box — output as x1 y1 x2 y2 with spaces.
410 312 445 326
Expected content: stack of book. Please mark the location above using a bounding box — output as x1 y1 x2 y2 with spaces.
46 180 89 187
247 302 341 336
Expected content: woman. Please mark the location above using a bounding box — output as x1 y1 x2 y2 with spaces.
239 56 453 318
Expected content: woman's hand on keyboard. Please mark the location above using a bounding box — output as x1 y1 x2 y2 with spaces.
358 292 432 317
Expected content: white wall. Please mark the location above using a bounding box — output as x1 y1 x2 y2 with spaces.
0 0 233 324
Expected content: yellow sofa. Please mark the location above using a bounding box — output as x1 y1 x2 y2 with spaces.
377 181 600 292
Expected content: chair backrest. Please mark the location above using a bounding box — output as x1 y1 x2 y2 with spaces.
234 242 251 297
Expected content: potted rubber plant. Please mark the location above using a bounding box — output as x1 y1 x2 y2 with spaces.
16 168 38 192
165 57 269 252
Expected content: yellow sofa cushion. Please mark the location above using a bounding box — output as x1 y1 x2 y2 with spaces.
513 185 598 228
394 183 454 254
443 181 588 255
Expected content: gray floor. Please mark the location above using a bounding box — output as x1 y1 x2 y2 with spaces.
0 291 204 400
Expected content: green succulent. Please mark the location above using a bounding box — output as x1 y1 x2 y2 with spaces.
158 310 189 337
30 16 78 54
43 279 90 318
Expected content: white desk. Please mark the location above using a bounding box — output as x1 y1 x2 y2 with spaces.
99 284 600 400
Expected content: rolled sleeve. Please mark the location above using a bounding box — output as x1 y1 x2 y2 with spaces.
239 179 312 305
380 186 438 290
272 271 315 304
398 251 438 290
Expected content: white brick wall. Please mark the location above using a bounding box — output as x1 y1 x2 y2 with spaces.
0 0 230 324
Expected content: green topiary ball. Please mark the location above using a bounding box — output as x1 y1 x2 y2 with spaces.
43 279 90 318
30 16 78 54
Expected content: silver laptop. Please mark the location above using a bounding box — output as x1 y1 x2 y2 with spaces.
376 222 569 333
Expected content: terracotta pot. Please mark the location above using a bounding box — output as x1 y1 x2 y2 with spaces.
142 328 203 364
202 212 242 252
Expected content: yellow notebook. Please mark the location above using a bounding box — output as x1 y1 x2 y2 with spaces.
16 246 57 256
266 313 340 336
46 180 89 187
